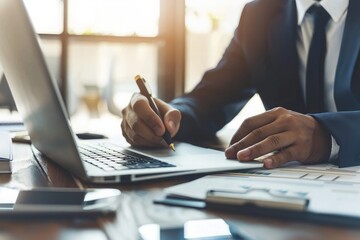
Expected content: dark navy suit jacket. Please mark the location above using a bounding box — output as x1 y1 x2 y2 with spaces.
171 0 360 167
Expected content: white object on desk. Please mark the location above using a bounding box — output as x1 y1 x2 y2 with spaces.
242 163 360 184
164 168 360 218
0 131 12 173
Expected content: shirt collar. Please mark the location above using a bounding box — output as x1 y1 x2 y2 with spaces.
295 0 349 25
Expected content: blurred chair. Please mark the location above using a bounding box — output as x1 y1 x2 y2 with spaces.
0 74 17 112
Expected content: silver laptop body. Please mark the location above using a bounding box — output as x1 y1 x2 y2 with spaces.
0 0 260 183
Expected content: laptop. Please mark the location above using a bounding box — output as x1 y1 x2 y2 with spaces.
0 0 261 183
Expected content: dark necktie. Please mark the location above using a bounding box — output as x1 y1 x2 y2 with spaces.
306 5 331 113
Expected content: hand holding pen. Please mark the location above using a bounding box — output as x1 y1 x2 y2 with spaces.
120 75 181 150
135 75 175 151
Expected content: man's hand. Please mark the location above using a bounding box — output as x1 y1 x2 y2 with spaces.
225 107 331 168
121 93 181 148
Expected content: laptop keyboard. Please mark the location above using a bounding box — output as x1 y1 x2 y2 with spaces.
79 143 176 172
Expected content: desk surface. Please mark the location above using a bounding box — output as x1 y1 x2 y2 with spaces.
1 142 360 240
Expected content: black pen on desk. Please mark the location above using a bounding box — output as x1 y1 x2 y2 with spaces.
134 75 175 152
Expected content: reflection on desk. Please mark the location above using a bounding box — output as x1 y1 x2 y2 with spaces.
2 142 360 240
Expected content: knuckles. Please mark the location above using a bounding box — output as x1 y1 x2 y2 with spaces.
281 113 297 126
241 118 254 131
268 135 280 147
250 128 264 141
232 141 248 152
252 144 264 156
131 121 141 133
132 133 143 143
271 107 287 114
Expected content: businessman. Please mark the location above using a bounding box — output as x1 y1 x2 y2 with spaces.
122 0 360 168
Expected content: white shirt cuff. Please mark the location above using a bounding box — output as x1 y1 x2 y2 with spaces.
329 135 340 162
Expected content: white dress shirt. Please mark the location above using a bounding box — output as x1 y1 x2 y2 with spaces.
295 0 349 160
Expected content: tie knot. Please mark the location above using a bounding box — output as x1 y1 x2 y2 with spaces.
308 5 331 28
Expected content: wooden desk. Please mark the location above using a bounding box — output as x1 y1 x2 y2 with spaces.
2 142 360 240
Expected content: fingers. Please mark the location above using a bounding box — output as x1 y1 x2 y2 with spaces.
163 109 181 137
229 108 280 145
235 132 296 161
225 121 285 159
131 94 165 136
151 97 181 137
225 107 331 169
121 118 162 147
226 108 293 161
128 113 164 144
263 147 296 169
121 93 181 148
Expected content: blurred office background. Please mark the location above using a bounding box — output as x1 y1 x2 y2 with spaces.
0 0 263 135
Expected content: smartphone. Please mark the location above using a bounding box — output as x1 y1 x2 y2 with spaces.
138 218 254 240
0 187 120 217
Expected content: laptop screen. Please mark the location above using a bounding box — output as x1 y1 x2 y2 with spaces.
0 0 87 179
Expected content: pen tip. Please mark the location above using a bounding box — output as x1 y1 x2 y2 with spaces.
170 144 175 152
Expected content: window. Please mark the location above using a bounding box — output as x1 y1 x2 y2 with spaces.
68 0 159 37
20 0 253 120
23 0 183 118
185 0 252 91
24 0 63 34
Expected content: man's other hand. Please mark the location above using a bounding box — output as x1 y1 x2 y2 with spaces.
225 107 331 168
121 93 181 147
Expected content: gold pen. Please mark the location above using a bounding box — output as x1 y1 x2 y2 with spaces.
134 75 175 151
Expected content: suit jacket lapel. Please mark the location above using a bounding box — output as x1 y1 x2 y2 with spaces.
334 0 360 110
267 0 306 113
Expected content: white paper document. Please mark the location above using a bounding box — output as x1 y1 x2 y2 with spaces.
240 163 360 184
164 167 360 218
